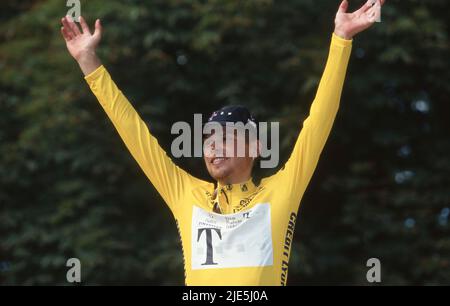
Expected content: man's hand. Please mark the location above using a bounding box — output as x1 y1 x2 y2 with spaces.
60 16 103 76
334 0 386 40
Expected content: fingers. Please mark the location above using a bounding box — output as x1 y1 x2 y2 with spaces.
93 19 102 39
65 15 81 36
372 0 385 7
61 16 80 39
61 17 74 37
79 16 91 35
60 26 73 41
355 0 376 15
61 17 76 41
338 0 349 13
365 1 381 23
60 15 102 41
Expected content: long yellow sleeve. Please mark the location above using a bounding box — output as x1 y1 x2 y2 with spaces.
264 34 352 209
82 34 353 286
84 66 206 216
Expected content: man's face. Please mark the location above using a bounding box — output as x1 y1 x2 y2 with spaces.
203 129 257 184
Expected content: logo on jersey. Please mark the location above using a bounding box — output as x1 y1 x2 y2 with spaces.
191 204 273 269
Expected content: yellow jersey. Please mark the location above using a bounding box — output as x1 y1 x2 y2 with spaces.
84 34 352 286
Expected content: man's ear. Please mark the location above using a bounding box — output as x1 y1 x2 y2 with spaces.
246 136 260 159
256 139 262 159
250 140 262 171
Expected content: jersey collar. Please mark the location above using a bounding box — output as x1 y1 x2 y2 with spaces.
212 178 260 214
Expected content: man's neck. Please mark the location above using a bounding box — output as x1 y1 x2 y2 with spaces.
217 176 252 186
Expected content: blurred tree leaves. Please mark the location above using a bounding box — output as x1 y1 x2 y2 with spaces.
0 0 449 285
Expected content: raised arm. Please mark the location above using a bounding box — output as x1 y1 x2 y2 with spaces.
334 0 385 40
60 16 206 215
61 16 102 76
265 0 386 208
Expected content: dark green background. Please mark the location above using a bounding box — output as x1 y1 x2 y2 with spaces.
1 0 449 285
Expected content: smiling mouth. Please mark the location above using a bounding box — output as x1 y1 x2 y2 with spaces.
211 157 229 165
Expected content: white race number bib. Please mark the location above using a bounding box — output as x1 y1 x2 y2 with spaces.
191 203 273 270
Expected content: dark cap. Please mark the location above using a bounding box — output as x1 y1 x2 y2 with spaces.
206 105 257 126
204 105 258 140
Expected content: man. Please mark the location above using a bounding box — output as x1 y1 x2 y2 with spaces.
60 0 385 285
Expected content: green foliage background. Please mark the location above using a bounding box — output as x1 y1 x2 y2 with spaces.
1 0 449 285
